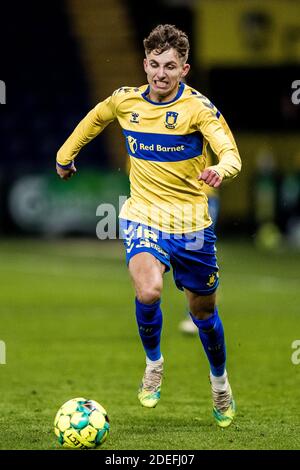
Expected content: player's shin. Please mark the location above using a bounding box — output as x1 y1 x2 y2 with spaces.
190 307 226 377
135 298 163 361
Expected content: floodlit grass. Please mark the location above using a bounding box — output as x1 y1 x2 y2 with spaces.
0 238 299 450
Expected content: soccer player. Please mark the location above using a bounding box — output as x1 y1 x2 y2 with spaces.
56 24 241 428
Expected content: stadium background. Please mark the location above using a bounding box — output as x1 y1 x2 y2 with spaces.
0 0 300 450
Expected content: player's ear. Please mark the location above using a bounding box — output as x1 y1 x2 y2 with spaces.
143 58 148 73
181 63 190 78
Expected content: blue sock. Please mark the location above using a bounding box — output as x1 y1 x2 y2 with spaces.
190 307 226 377
135 298 163 361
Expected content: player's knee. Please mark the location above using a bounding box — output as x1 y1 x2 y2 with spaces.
189 297 215 320
136 285 162 305
192 309 214 321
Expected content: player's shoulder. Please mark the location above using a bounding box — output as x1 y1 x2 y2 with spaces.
184 84 212 106
112 85 147 102
184 84 220 117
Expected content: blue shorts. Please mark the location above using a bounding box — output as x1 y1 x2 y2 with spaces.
119 219 219 295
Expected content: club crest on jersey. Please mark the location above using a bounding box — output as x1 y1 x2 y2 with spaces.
165 111 178 129
127 135 138 154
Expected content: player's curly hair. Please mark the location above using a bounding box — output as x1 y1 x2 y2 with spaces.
143 24 189 63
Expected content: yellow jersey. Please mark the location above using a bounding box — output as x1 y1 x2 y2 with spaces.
57 82 241 233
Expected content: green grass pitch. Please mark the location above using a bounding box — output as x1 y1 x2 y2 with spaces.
0 238 299 450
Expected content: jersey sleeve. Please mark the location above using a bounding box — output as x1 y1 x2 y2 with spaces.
56 94 117 167
196 102 242 180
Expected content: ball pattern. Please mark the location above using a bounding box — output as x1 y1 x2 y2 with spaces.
54 398 109 448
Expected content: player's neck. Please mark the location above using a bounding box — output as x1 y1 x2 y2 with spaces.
148 84 180 103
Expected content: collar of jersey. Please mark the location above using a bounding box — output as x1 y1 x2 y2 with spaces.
141 82 185 105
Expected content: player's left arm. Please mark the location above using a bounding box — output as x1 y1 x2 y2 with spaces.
196 103 242 188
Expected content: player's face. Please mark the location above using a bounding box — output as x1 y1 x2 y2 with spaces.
144 48 190 103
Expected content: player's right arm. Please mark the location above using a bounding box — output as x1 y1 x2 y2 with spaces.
56 94 117 179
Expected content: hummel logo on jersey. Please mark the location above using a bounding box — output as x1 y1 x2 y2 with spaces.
130 112 140 123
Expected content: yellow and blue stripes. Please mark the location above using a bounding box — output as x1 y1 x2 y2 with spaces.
123 129 203 162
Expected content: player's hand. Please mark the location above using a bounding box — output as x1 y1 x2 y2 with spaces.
198 166 223 188
56 162 77 180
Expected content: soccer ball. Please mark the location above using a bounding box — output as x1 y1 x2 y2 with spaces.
54 397 110 449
